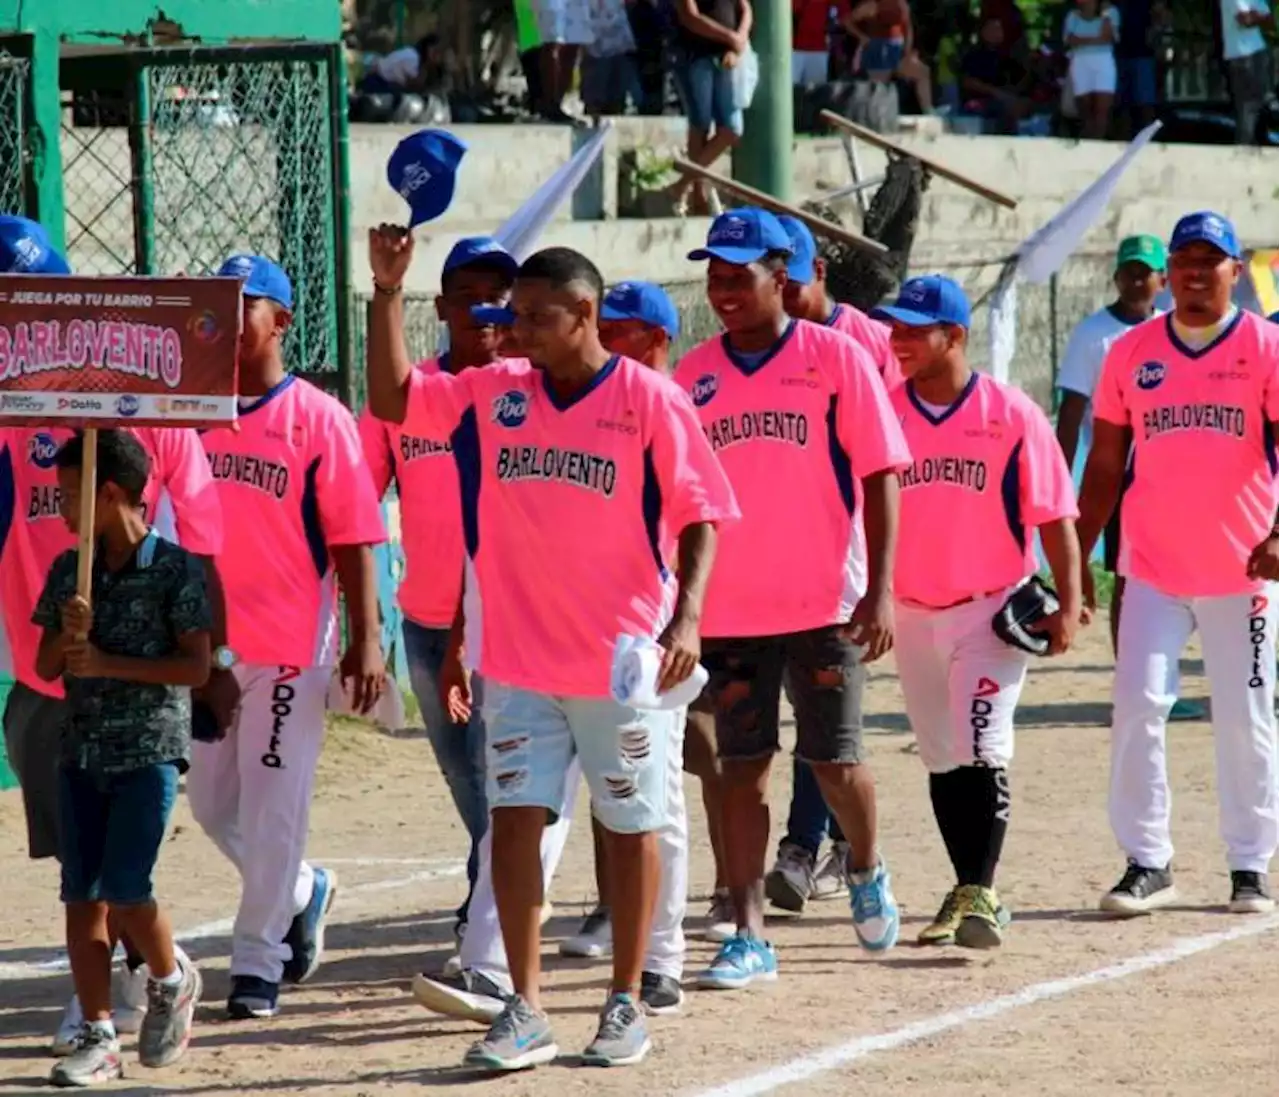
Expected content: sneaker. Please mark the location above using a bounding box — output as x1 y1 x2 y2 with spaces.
442 922 466 977
696 934 779 990
1099 862 1177 916
52 995 86 1058
282 866 337 985
765 841 815 913
849 860 900 951
540 900 555 926
139 960 203 1068
581 992 652 1067
226 974 280 1020
462 995 558 1072
917 886 968 946
412 967 508 1024
955 886 1005 950
49 1025 123 1087
704 890 736 944
560 905 612 958
639 971 683 1016
112 964 149 1036
1228 870 1275 914
810 841 851 900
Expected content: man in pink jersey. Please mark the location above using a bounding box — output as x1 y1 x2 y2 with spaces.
360 235 518 969
190 254 387 1020
1078 211 1279 916
367 240 738 1070
674 208 911 990
871 274 1082 948
0 215 229 1053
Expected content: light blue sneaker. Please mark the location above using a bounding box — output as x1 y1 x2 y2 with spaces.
695 934 779 990
283 866 337 984
849 860 900 951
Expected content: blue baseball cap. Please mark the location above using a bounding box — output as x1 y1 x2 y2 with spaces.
0 215 71 275
871 274 972 328
600 281 680 339
443 236 517 278
388 129 468 228
1169 210 1241 259
217 254 294 310
777 215 819 284
470 304 515 326
687 208 794 265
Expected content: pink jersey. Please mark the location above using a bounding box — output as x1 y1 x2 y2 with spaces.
891 372 1078 608
673 319 911 637
400 355 738 697
827 303 904 390
0 426 222 698
1093 311 1279 597
201 376 386 667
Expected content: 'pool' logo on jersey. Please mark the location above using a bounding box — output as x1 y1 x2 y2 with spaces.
691 374 719 407
1248 595 1269 689
1135 361 1166 390
27 432 58 469
491 390 529 428
115 393 140 417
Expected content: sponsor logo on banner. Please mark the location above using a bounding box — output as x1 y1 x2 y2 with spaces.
1 393 49 413
57 397 105 412
115 393 141 417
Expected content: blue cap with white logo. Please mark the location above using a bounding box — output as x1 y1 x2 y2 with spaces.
776 215 819 284
470 304 515 326
687 208 794 265
217 254 294 310
871 274 972 328
443 236 517 277
388 129 468 228
1169 210 1241 259
0 216 71 275
600 281 681 339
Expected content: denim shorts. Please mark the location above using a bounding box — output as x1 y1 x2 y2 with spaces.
59 762 180 905
481 681 676 834
860 38 905 74
672 52 744 136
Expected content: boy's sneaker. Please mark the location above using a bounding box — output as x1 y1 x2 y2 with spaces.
704 890 736 943
581 992 652 1067
1099 862 1177 916
139 960 203 1068
560 905 612 958
696 934 779 990
849 860 900 951
412 967 508 1024
49 1024 123 1087
226 974 280 1020
954 886 1006 950
112 964 150 1035
765 841 815 913
282 867 337 984
639 971 683 1016
811 841 852 900
917 886 968 946
462 995 558 1072
1228 870 1275 914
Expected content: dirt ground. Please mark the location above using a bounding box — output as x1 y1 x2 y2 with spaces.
1 626 1276 1096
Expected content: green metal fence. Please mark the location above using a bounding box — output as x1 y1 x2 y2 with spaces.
0 45 29 216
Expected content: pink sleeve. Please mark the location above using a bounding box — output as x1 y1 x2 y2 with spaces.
402 364 472 437
1091 342 1129 426
1264 326 1279 424
358 409 395 498
1019 402 1080 527
648 382 741 536
869 320 904 390
834 338 911 477
316 406 388 548
158 429 224 556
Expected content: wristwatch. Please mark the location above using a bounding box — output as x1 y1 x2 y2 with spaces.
212 646 240 672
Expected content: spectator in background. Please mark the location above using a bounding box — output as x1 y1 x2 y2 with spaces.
980 0 1027 61
793 0 856 86
514 0 545 115
1064 0 1119 139
850 0 934 113
530 0 594 122
1219 0 1275 144
360 34 449 99
959 16 1035 133
582 0 643 117
1114 1 1167 134
629 0 671 114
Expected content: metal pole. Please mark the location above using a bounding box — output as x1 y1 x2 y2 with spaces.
128 62 156 274
1049 271 1061 409
328 43 356 408
27 28 64 245
732 0 793 201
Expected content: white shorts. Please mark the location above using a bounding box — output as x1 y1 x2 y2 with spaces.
1070 50 1117 97
792 51 829 86
894 589 1030 774
531 0 593 46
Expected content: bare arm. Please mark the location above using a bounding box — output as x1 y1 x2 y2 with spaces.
332 544 380 650
1054 390 1089 471
861 469 899 601
672 521 718 628
1076 419 1128 562
735 0 754 45
84 631 211 688
198 557 228 649
676 0 741 50
36 627 70 682
1040 517 1084 618
366 228 418 424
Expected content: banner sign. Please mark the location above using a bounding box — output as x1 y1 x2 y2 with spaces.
0 275 241 428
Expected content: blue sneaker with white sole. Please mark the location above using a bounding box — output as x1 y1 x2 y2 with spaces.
227 974 280 1020
696 934 778 990
849 860 900 951
283 867 337 985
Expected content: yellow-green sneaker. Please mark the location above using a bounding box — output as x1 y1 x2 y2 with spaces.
955 886 1005 950
917 887 967 945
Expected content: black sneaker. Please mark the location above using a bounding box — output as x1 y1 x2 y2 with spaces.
1228 871 1275 914
227 974 280 1020
411 967 508 1024
639 971 684 1017
1099 862 1177 916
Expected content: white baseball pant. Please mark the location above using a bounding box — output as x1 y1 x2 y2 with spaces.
461 713 688 983
187 663 328 981
1110 578 1279 873
894 590 1030 773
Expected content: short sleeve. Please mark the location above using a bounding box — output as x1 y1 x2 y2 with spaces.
315 404 388 548
1263 324 1279 423
1091 340 1131 426
833 337 912 478
646 381 741 538
401 363 474 438
168 552 213 636
358 408 396 498
32 557 70 631
1018 402 1081 527
156 428 224 556
1056 320 1103 398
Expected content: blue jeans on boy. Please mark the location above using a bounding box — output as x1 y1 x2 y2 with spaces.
402 618 487 930
785 756 844 857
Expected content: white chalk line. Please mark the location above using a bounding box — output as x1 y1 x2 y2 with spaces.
686 914 1279 1097
0 858 466 982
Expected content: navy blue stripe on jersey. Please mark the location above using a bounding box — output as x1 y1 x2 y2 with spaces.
641 446 668 581
825 395 856 516
1000 439 1026 552
0 443 13 562
237 373 297 415
1265 417 1278 478
301 456 328 578
453 406 482 558
721 320 797 377
1163 310 1244 360
542 355 620 412
906 371 979 427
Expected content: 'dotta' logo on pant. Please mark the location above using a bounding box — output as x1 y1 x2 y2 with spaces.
1248 598 1269 690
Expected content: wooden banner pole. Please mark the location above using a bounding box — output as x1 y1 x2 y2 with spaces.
74 427 98 630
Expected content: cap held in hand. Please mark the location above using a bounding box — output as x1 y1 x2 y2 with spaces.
387 129 468 228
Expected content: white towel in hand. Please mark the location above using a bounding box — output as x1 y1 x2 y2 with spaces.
610 633 709 711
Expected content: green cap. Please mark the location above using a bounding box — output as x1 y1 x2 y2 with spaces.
1115 234 1167 273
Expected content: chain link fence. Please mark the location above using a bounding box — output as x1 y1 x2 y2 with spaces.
0 47 29 216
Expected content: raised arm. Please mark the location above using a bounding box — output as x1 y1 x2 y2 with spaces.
366 225 419 424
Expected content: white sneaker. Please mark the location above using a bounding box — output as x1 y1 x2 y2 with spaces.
704 890 737 944
52 995 85 1057
560 906 612 959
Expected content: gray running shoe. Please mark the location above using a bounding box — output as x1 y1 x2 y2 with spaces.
462 995 558 1072
49 1025 123 1087
139 960 203 1068
581 992 652 1067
